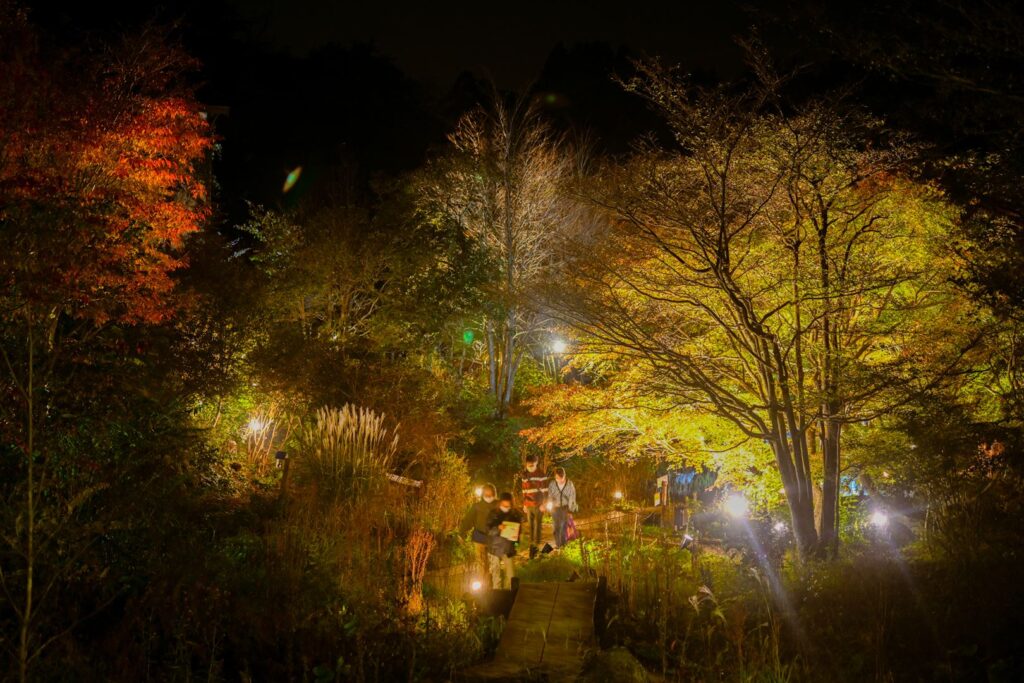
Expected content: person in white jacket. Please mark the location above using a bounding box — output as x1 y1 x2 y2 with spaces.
547 467 578 548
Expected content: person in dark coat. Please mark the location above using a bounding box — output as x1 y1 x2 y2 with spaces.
485 492 524 589
460 484 497 581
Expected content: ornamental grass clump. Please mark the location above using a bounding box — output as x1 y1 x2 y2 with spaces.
296 405 399 503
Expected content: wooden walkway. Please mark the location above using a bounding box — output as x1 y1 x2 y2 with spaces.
461 581 598 681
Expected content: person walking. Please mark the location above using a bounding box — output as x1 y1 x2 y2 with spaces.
547 467 578 549
485 493 523 589
519 454 549 559
459 484 497 583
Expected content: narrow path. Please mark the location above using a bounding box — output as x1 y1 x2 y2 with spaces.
461 581 598 681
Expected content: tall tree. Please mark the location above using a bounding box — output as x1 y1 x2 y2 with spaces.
420 93 579 419
552 61 971 555
0 10 211 678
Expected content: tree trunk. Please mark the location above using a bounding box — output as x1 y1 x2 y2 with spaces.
819 417 842 556
486 321 498 398
775 440 818 555
18 309 36 683
486 310 519 420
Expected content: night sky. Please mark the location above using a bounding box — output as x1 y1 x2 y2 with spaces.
27 0 807 214
225 0 784 89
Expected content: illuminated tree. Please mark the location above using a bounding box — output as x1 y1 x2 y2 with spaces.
550 61 975 555
419 92 582 418
0 12 211 679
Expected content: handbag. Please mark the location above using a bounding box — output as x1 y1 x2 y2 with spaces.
565 513 578 542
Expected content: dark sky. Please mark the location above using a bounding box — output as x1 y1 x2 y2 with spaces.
228 0 786 89
27 0 801 211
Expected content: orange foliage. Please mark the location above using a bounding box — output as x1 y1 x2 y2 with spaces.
0 14 212 324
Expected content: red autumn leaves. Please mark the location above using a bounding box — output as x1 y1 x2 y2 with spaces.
0 15 212 325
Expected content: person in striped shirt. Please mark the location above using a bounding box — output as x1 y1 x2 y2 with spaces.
520 454 549 558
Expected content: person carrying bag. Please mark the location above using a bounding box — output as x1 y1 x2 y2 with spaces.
547 467 578 548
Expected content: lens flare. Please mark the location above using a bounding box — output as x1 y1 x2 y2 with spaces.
724 493 749 519
283 166 302 193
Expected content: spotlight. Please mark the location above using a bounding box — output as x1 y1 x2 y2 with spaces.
474 486 483 498
724 493 749 519
613 490 623 500
551 339 568 354
870 511 889 528
471 580 483 592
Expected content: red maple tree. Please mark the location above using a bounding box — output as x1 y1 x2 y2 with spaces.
0 8 213 325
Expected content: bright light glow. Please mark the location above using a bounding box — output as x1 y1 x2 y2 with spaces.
471 580 482 592
248 417 267 433
546 501 553 512
882 471 891 479
613 490 623 500
773 521 787 533
724 493 749 519
871 511 889 528
474 486 483 498
551 338 568 354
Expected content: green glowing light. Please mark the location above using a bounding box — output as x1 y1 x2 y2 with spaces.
462 329 474 344
283 166 303 193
